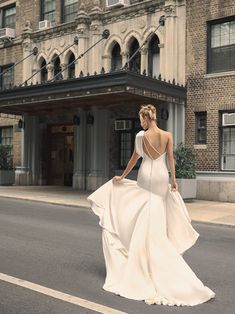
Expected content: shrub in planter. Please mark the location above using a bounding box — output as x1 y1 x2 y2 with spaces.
0 145 13 170
173 143 197 199
0 145 14 185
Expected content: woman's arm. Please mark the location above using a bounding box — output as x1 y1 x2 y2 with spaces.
166 132 178 191
112 146 140 182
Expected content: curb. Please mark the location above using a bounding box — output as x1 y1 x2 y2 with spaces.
0 195 235 229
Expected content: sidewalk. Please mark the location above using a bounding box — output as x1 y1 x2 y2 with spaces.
0 185 234 228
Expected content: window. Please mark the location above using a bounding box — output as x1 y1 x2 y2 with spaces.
68 53 75 78
0 64 14 90
0 5 16 29
62 0 78 23
195 112 207 144
208 17 235 73
0 127 13 145
221 126 235 170
119 119 141 169
111 42 122 71
148 34 160 77
53 55 62 79
129 38 141 73
40 59 48 83
41 0 56 22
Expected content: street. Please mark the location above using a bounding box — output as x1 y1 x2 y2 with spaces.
0 197 234 314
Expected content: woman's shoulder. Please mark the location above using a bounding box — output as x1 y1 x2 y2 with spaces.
159 129 172 138
136 130 145 137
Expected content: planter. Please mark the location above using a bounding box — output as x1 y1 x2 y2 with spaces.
0 170 15 185
176 178 197 199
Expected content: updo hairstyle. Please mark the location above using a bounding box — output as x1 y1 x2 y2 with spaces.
139 104 157 121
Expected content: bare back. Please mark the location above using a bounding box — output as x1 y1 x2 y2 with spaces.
142 129 169 160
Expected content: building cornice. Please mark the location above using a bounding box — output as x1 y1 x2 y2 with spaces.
21 0 165 41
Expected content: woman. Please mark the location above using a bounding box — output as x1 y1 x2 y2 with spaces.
87 104 215 306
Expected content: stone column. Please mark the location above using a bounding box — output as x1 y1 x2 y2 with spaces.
166 102 185 148
89 2 103 74
76 7 90 75
86 108 110 190
15 115 40 185
140 47 148 74
46 64 54 81
164 3 177 82
15 114 31 185
121 51 128 68
73 109 87 189
60 63 67 80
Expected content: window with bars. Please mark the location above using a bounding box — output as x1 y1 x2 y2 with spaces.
119 119 142 169
41 0 56 22
207 17 235 73
0 64 14 90
195 112 207 144
1 5 16 29
0 127 13 146
62 0 78 23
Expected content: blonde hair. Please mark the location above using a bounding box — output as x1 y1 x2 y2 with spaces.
139 104 157 121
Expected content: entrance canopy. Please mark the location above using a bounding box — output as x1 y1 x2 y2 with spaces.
0 70 186 115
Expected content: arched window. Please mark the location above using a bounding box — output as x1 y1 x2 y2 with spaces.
40 58 48 83
68 53 75 79
148 35 160 77
129 38 140 73
111 42 122 71
53 55 62 80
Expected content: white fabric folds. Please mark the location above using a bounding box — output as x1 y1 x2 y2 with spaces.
87 130 215 306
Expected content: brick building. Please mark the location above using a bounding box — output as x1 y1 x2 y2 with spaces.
0 0 186 189
0 0 22 167
186 0 235 200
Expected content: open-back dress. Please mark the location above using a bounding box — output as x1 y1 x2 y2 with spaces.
87 130 215 306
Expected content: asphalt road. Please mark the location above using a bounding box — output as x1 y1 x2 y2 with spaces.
0 197 234 314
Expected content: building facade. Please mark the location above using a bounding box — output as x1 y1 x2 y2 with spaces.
0 0 186 190
186 0 235 200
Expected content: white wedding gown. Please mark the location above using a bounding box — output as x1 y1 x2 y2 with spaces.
87 130 215 306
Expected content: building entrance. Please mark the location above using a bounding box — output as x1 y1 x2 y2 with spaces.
48 124 74 186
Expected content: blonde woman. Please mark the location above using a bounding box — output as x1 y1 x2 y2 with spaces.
87 104 215 306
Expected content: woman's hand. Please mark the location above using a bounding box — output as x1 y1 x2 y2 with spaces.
112 176 124 183
171 179 178 192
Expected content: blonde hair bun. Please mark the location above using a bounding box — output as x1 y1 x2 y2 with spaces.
139 104 157 121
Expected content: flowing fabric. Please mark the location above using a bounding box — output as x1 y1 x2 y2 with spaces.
87 130 215 306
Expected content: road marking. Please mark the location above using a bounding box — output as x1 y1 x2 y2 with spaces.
0 272 127 314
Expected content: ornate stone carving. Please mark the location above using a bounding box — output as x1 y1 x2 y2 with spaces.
46 63 54 72
163 4 176 16
120 23 127 33
138 19 146 29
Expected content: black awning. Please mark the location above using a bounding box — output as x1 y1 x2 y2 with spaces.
0 70 186 115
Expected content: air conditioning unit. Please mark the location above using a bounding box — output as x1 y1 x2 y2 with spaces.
0 28 15 40
39 20 51 30
106 0 130 8
115 120 132 130
222 113 235 126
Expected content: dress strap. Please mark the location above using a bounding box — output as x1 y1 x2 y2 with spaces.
144 134 161 155
143 137 155 160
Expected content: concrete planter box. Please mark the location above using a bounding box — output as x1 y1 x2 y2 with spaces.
0 170 15 185
176 178 197 199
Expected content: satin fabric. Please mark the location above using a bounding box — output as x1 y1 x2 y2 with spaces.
87 130 215 306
